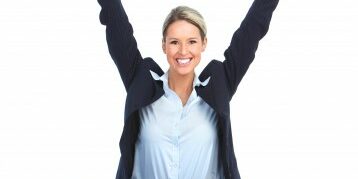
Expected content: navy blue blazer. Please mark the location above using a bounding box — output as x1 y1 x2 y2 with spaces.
98 0 279 178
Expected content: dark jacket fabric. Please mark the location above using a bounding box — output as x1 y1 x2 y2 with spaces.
97 0 279 178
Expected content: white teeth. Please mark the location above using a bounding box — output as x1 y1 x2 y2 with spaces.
177 58 191 65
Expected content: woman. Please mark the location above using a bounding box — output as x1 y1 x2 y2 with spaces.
97 0 279 178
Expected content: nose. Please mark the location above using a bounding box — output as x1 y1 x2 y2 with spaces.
179 44 188 55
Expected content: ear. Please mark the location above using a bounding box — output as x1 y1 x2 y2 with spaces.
162 39 166 54
201 37 207 52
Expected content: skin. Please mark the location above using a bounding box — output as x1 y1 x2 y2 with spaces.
162 20 207 106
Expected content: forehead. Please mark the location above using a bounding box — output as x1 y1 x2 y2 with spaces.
166 20 201 38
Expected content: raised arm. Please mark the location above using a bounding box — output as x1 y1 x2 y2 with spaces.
223 0 279 98
98 0 142 91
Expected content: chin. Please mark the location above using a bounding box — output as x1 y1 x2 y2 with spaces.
176 70 195 76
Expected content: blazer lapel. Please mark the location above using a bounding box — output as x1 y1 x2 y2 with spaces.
124 58 164 120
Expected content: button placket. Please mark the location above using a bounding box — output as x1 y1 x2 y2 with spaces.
170 109 181 178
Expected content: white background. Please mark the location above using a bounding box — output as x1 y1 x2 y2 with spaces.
1 0 357 178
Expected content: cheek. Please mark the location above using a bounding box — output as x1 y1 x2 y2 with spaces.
164 47 176 66
165 46 178 58
194 46 204 57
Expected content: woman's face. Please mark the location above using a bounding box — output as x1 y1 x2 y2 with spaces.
162 20 207 77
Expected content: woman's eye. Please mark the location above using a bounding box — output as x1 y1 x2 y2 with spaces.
170 41 178 45
189 40 197 44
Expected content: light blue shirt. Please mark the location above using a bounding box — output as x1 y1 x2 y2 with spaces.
132 71 223 179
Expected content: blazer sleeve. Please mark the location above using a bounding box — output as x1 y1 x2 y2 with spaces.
98 0 143 91
222 0 279 97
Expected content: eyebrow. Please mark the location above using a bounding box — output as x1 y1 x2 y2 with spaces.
167 37 199 41
188 37 199 40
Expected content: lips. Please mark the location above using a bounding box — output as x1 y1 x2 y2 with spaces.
176 58 192 65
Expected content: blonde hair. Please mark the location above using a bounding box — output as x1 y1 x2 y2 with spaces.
162 6 207 41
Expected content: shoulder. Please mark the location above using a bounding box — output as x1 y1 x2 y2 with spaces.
199 59 224 82
129 57 164 78
141 57 164 76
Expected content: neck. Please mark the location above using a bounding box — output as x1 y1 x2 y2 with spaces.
168 70 195 105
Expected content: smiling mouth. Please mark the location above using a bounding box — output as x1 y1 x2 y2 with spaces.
176 58 192 65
